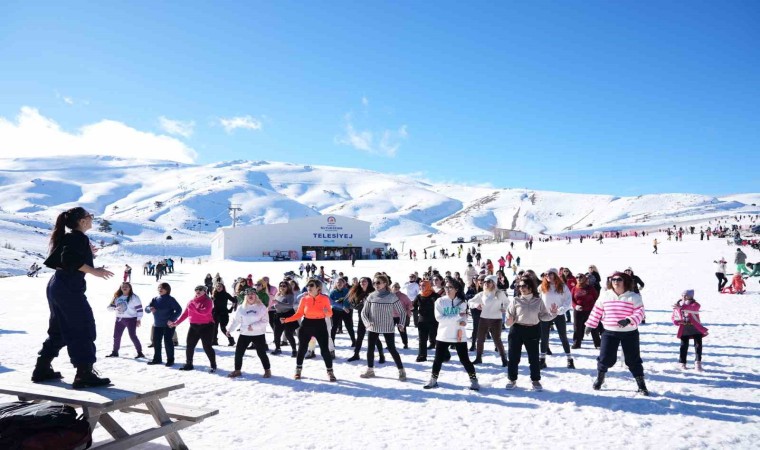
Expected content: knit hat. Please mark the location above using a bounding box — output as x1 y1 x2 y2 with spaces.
194 285 207 292
682 289 695 298
484 275 498 284
546 268 559 276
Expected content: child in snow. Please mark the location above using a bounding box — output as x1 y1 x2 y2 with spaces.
721 273 746 294
106 282 144 359
672 289 708 371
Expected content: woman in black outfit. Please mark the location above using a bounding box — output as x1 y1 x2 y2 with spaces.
212 283 237 346
33 207 114 388
346 277 385 362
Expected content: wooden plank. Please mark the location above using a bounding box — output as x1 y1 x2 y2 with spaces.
0 376 183 409
92 420 192 450
97 412 130 439
121 401 218 422
146 399 188 450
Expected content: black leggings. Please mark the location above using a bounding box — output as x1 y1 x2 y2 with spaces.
507 324 541 381
296 318 332 368
331 309 356 344
367 332 403 369
213 313 230 343
353 310 383 356
540 315 571 354
185 323 217 368
715 273 728 292
432 341 474 375
234 334 270 370
680 335 703 363
417 321 438 358
393 316 409 347
273 311 297 351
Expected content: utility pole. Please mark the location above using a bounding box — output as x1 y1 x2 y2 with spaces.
229 205 242 228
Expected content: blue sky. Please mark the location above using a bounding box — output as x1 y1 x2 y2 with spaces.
1 1 758 196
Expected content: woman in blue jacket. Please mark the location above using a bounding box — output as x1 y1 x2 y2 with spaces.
145 282 182 367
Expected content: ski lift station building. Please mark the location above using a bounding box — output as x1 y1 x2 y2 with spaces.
211 215 388 261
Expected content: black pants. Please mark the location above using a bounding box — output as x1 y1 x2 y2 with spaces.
417 321 438 358
296 318 332 368
597 329 644 377
274 311 297 351
367 332 403 369
331 309 356 345
393 316 409 347
679 335 703 363
213 312 231 344
715 273 728 292
151 327 178 346
152 327 175 362
470 308 481 344
507 324 541 381
540 315 571 354
234 334 270 370
185 323 217 368
432 341 474 375
573 310 601 347
268 310 277 332
38 272 97 368
354 311 383 356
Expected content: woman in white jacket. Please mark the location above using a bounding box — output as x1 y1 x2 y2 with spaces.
226 288 271 378
424 278 478 391
539 268 574 369
468 275 508 366
106 282 145 359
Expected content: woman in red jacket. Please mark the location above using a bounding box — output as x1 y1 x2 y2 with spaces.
571 273 599 349
282 278 336 381
169 285 217 373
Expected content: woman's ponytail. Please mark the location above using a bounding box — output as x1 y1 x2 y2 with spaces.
48 207 88 254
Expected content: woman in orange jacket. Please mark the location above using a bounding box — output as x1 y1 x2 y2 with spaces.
282 278 336 381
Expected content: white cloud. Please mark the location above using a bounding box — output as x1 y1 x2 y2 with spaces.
219 115 262 133
362 96 369 107
335 114 408 157
158 116 195 138
0 107 198 163
55 91 88 106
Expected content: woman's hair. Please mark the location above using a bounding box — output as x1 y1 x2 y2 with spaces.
445 277 465 300
540 273 566 294
278 281 293 295
49 207 89 253
113 282 134 301
289 279 300 292
214 283 226 292
348 277 374 306
158 282 171 295
374 273 391 287
518 276 539 297
390 282 401 290
605 272 633 292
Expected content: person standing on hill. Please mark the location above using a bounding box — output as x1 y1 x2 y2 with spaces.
33 207 114 388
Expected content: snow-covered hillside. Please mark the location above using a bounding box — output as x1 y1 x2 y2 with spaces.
0 155 758 275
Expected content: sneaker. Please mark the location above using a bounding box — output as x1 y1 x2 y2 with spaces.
134 352 146 359
378 355 386 364
505 380 517 390
105 352 119 358
469 377 480 391
696 361 703 372
571 343 581 349
327 369 337 382
347 354 360 362
531 381 543 391
294 367 302 380
147 344 154 348
472 355 482 365
360 368 375 379
263 369 272 378
228 370 242 378
423 377 439 389
398 369 407 381
147 360 163 365
179 364 194 371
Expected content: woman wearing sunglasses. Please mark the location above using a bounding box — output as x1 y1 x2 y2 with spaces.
505 277 557 391
584 271 648 395
424 279 479 391
359 274 408 381
282 278 336 381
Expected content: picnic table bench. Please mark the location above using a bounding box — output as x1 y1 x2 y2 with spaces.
0 375 217 450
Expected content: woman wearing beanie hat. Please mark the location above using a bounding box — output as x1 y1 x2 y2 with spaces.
585 271 649 395
672 289 708 371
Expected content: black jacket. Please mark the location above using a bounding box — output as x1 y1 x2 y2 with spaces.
213 290 237 314
413 292 440 323
43 230 93 273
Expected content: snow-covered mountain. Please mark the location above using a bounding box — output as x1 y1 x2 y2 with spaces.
0 155 758 275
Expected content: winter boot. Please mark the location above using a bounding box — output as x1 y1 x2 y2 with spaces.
263 369 272 378
360 368 376 378
228 370 241 378
134 352 145 359
416 355 427 362
567 358 575 369
105 351 118 358
294 366 302 380
469 343 476 352
679 362 687 370
531 380 543 391
500 353 508 367
539 358 547 370
546 348 553 356
593 371 606 390
347 353 360 362
423 375 439 389
398 369 407 381
31 356 63 382
378 353 386 364
635 376 649 396
696 361 703 372
72 365 111 389
228 337 235 347
179 364 194 371
165 359 174 367
472 353 483 365
327 368 337 382
468 373 480 391
505 379 517 390
291 350 297 358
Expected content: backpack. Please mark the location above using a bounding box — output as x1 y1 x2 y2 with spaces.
0 401 92 450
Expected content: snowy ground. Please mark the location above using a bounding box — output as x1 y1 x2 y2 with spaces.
1 233 759 449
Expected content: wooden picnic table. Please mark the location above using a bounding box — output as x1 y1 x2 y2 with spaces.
0 375 217 450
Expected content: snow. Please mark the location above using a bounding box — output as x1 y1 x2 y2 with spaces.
1 231 759 448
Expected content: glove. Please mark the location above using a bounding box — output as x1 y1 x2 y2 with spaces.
617 318 631 327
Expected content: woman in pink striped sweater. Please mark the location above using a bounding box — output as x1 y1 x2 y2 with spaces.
169 285 217 373
585 271 649 395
